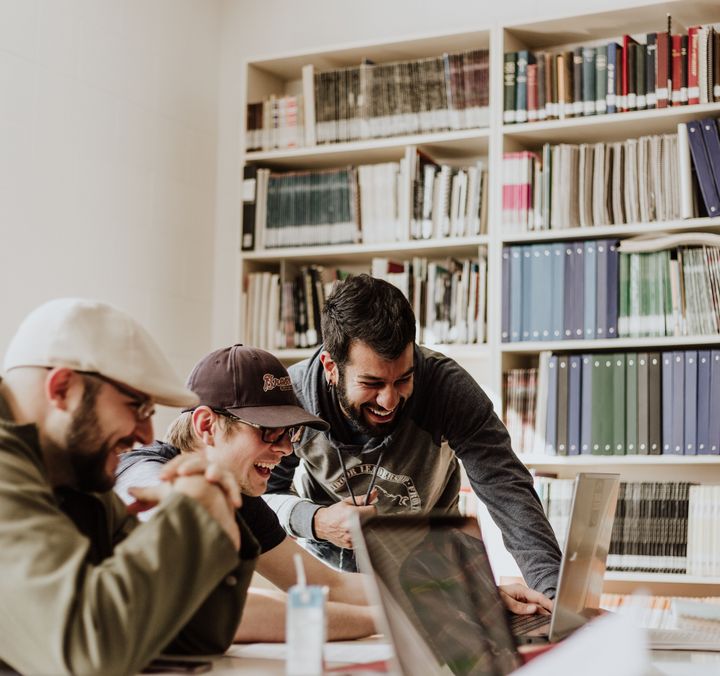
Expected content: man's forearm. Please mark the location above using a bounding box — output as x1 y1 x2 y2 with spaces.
262 493 320 540
234 589 375 643
325 571 370 606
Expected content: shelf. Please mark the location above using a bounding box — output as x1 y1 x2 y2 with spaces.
604 572 720 585
501 335 720 354
502 102 720 146
247 29 491 80
244 128 490 169
243 235 489 264
519 455 720 465
501 217 720 244
274 343 490 363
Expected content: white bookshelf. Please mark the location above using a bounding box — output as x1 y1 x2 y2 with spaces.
239 0 720 594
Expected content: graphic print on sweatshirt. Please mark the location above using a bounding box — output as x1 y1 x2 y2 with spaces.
329 464 422 510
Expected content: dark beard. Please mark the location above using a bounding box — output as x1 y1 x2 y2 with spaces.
65 379 115 493
336 367 404 437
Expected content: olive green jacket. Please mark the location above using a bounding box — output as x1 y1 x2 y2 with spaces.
0 385 258 675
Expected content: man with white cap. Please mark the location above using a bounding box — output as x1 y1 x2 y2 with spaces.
0 299 257 675
116 345 376 642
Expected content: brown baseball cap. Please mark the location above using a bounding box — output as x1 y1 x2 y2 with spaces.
185 344 328 431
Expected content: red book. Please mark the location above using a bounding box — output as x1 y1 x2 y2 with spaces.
527 63 539 121
621 35 639 111
688 26 700 104
655 32 670 108
671 34 683 105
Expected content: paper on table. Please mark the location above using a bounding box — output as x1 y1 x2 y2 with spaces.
514 612 649 676
227 642 393 665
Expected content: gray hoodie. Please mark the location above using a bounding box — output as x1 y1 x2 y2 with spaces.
264 345 561 596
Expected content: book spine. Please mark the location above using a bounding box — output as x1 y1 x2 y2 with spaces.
607 43 620 114
527 63 539 122
582 46 596 115
503 52 517 124
680 34 689 104
656 32 669 108
671 34 683 105
536 52 547 120
573 47 584 116
515 50 530 123
635 41 646 110
646 33 657 109
595 45 608 115
688 26 700 104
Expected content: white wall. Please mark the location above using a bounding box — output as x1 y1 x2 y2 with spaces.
0 0 222 430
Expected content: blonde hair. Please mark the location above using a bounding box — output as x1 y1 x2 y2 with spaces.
164 410 240 453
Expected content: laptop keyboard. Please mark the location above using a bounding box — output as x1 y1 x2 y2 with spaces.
510 613 551 634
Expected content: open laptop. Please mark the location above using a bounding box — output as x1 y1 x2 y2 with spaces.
351 473 620 674
511 472 620 643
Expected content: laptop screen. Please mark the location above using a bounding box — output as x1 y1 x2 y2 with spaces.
354 514 521 676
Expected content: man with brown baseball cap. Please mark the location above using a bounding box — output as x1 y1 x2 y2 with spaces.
0 299 257 675
116 344 376 642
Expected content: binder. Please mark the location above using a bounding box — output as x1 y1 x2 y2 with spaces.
612 353 626 455
697 350 711 454
699 118 720 200
626 353 638 454
686 119 720 216
568 355 582 455
580 354 593 455
684 351 698 455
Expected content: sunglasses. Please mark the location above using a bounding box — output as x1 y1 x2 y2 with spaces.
213 409 304 444
79 371 156 421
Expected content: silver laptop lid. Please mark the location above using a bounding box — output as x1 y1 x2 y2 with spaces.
352 514 521 676
549 472 620 642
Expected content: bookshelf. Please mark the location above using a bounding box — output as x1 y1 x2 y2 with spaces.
238 0 720 595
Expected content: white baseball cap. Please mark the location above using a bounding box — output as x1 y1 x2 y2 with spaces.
3 298 198 408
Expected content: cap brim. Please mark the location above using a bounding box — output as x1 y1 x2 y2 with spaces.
153 387 199 409
225 404 329 431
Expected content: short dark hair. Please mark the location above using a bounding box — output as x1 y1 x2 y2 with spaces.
321 274 416 366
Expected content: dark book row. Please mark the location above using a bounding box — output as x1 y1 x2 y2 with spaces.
535 478 693 574
504 23 720 124
312 49 490 144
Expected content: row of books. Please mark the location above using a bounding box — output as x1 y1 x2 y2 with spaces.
601 594 720 629
501 132 683 233
504 23 720 124
618 238 720 339
506 349 720 457
242 149 489 249
242 256 487 350
502 116 720 233
502 235 720 344
501 239 620 343
687 484 720 577
245 48 490 151
372 256 487 346
243 267 336 351
245 95 304 152
535 478 695 574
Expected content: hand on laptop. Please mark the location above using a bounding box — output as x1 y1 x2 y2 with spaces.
499 584 553 615
313 489 378 548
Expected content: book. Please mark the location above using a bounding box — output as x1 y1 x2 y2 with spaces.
684 350 698 455
696 350 711 454
626 353 638 454
241 165 258 251
556 355 569 456
568 355 582 455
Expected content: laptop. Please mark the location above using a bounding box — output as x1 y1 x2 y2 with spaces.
511 472 620 643
351 473 620 674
